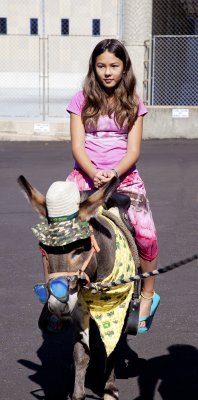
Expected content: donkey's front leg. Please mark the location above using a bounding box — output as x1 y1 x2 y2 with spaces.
104 350 119 400
72 306 90 400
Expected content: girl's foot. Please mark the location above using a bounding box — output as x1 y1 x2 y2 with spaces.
138 291 154 329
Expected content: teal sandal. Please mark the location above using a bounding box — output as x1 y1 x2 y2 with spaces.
138 292 160 334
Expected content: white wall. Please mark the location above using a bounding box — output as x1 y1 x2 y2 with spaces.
0 0 119 36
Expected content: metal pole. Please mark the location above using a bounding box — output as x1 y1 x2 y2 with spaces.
42 0 45 38
148 0 153 106
118 0 124 41
41 0 46 121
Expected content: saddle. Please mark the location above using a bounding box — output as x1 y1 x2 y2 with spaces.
81 190 141 335
81 190 135 235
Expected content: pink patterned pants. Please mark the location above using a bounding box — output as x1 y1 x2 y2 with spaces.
66 169 158 261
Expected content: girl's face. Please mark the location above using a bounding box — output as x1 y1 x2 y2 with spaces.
95 50 124 92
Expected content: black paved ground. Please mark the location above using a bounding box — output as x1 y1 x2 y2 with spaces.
0 140 198 400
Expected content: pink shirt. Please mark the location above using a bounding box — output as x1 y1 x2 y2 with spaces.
67 91 148 172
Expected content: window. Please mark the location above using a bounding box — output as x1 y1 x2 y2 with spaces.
30 18 38 35
61 19 69 35
0 18 7 34
92 19 100 36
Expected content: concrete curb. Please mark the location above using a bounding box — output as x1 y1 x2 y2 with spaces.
0 119 70 141
0 106 198 140
0 133 69 141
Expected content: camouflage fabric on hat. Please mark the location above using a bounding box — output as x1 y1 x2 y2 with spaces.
32 216 91 246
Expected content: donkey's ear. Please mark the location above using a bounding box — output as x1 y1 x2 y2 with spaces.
78 176 119 221
17 175 47 217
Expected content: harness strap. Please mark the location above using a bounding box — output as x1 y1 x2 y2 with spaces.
48 246 96 283
90 232 100 253
39 231 100 283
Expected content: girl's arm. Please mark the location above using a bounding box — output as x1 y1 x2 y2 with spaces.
95 115 143 185
70 113 97 179
113 115 143 176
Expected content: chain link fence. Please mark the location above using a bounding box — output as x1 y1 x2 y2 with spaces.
0 0 119 120
0 0 197 121
48 35 117 118
0 35 40 118
150 0 198 105
0 1 42 119
151 35 198 105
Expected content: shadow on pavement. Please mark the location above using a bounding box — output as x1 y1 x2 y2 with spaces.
18 325 198 400
18 325 74 400
131 344 198 400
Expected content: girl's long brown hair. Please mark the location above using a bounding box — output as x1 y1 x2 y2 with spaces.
82 39 138 130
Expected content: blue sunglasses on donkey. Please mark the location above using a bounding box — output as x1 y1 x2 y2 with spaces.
34 276 78 304
34 274 87 304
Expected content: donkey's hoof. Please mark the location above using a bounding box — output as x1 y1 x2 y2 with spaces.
104 391 119 400
71 394 86 400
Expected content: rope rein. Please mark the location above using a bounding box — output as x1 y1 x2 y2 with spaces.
86 254 198 293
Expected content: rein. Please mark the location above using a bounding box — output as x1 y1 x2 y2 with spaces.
86 254 198 293
40 216 198 294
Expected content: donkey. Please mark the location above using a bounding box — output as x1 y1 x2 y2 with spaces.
18 175 139 400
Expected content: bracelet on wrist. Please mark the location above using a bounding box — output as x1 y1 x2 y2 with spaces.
112 168 119 179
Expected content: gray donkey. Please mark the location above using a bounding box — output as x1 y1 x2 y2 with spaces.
18 175 138 400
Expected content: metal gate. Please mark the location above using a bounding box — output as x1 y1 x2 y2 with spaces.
151 35 198 105
0 35 41 119
0 34 116 120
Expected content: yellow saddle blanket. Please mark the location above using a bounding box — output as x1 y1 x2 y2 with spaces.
79 215 135 356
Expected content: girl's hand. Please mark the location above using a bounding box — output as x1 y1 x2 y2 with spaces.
93 170 116 188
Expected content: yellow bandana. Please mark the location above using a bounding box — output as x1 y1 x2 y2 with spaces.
78 215 135 356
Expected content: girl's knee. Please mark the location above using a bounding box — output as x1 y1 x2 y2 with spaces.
137 236 158 262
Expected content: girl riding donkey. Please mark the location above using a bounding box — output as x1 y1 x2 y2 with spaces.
66 38 160 333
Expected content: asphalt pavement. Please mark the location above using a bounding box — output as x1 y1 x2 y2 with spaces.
0 140 198 400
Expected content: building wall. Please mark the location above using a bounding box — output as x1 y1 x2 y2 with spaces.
0 0 39 35
0 0 119 36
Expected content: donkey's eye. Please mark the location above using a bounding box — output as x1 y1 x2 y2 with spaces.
72 248 83 257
